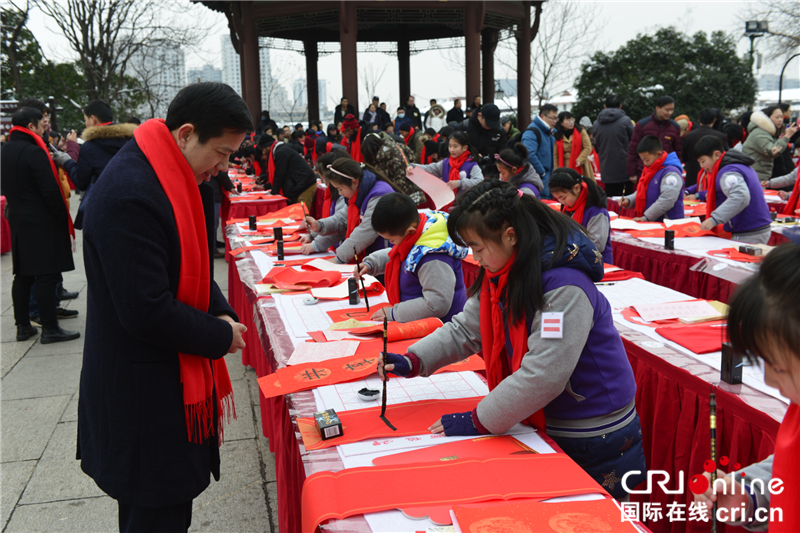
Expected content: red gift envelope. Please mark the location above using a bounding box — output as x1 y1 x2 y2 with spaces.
301 454 606 533
347 317 443 342
452 497 636 533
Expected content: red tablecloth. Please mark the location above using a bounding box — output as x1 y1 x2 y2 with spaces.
228 227 785 532
1 196 10 254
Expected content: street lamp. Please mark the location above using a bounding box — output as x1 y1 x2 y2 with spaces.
744 21 768 68
495 82 505 101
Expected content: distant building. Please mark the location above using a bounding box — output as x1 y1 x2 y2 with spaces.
221 34 292 116
127 44 185 119
220 35 242 95
759 74 800 92
291 78 328 114
186 64 222 84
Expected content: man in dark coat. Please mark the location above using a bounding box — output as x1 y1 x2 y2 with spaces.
257 135 317 206
404 95 423 129
627 95 682 180
333 97 356 125
75 100 136 228
78 82 249 531
681 108 728 187
452 103 507 158
593 95 635 196
1 107 80 343
446 99 464 124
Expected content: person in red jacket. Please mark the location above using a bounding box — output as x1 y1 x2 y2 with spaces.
626 95 683 182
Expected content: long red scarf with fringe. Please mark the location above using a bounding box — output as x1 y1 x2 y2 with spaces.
133 119 235 444
556 129 581 172
635 151 667 217
10 126 75 239
385 212 426 305
479 251 546 431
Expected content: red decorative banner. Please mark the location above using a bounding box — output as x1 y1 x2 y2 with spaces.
300 455 606 532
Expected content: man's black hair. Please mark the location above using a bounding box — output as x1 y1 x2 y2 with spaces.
723 123 744 144
292 129 305 140
539 104 558 116
698 108 716 126
424 127 436 136
294 123 303 130
371 193 419 236
84 100 113 123
693 135 725 159
778 102 790 113
636 134 663 154
165 82 252 144
430 99 436 104
654 95 675 108
605 95 622 108
397 106 405 112
126 116 141 125
11 107 43 128
17 97 48 115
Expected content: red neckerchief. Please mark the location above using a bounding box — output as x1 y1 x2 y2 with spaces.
563 181 589 226
403 127 415 146
268 143 278 195
447 150 470 183
347 128 364 163
556 129 581 172
704 152 726 220
432 134 440 142
783 158 800 215
478 250 546 431
770 402 800 532
321 188 332 219
635 151 668 217
10 126 74 239
346 191 361 240
133 119 235 444
385 212 427 305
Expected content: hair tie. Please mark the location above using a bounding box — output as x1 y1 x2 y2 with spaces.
327 164 356 180
518 189 524 198
494 153 515 168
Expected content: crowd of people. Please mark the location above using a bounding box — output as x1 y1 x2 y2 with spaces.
1 80 798 531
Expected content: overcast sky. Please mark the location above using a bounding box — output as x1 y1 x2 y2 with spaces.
26 1 799 111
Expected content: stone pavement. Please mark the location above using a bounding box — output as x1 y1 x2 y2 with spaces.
1 201 279 532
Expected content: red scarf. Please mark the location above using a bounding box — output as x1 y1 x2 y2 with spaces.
420 144 428 165
268 143 279 195
345 186 362 240
770 402 800 533
252 159 262 176
704 152 726 220
347 128 364 163
782 158 800 215
556 129 581 172
478 251 546 431
403 127 415 146
10 126 75 239
321 188 332 219
635 151 668 217
447 151 470 183
385 213 427 304
590 147 601 174
133 119 235 443
563 182 589 226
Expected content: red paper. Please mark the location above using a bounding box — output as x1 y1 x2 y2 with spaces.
433 354 485 374
707 248 764 263
620 299 725 328
406 167 455 210
264 266 341 287
263 202 307 220
655 323 728 354
257 354 380 399
327 303 393 323
629 222 716 239
301 455 606 533
274 256 334 267
298 397 484 450
347 317 443 342
452 498 636 533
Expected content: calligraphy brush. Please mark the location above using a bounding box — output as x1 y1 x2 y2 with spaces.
379 315 396 430
353 247 370 312
710 386 717 533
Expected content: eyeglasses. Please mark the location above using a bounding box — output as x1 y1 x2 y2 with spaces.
543 114 558 122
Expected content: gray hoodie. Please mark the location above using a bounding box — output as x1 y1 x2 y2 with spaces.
507 162 543 196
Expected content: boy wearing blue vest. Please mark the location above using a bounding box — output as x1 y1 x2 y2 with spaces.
620 135 685 222
356 193 468 323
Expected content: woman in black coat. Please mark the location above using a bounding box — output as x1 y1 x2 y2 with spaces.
257 138 317 206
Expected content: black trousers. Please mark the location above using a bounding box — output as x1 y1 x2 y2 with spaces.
603 180 633 197
12 272 60 328
118 500 192 533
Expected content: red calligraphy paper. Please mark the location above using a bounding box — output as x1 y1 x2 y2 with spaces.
602 270 645 282
300 455 606 533
707 248 764 263
297 397 485 450
274 256 335 267
347 317 443 342
261 202 306 220
655 323 728 354
263 266 341 287
327 304 393 323
257 354 381 399
433 354 485 374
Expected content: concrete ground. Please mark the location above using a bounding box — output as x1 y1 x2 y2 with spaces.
0 200 278 532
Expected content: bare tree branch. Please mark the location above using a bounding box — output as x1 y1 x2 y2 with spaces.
739 1 800 61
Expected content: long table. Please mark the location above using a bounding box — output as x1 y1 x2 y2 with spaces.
229 227 786 533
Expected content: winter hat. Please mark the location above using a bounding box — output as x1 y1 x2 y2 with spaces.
342 114 359 130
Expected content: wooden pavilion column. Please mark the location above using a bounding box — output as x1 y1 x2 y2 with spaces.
340 1 359 116
240 1 261 127
481 29 498 103
304 40 320 124
464 2 484 106
517 1 532 130
398 38 411 105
